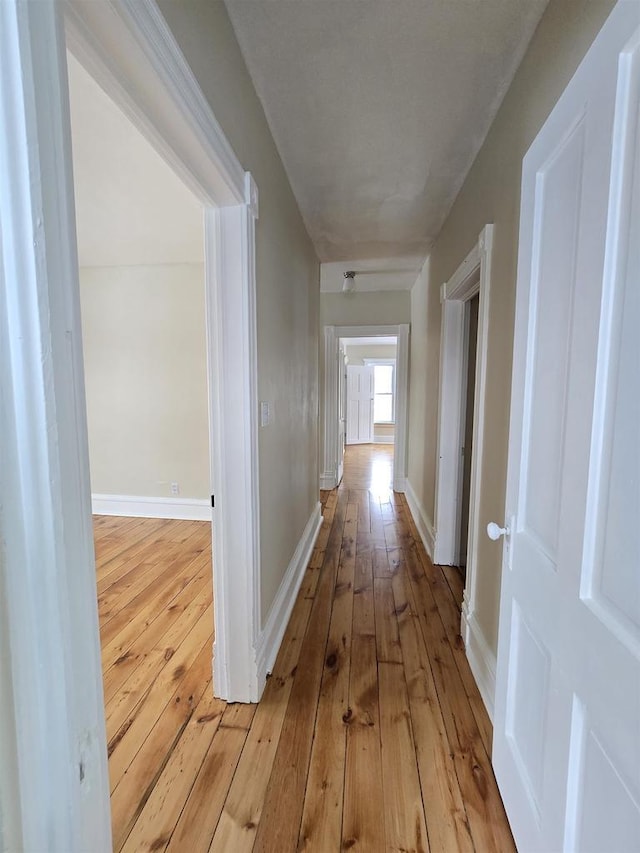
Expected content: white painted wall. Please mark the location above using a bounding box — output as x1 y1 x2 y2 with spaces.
321 291 410 329
406 0 617 660
68 53 203 267
80 264 209 500
344 343 397 365
157 0 320 624
69 49 210 504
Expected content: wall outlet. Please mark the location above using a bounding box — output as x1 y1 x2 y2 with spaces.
170 482 180 496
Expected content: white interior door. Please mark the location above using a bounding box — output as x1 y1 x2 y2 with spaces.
346 365 374 445
493 4 640 851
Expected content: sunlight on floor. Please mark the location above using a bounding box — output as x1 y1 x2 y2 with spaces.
369 455 392 498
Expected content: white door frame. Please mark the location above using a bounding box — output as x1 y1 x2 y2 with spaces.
0 0 260 847
433 225 493 634
322 324 409 492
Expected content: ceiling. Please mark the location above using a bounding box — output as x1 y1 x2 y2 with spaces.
225 0 548 285
67 53 203 268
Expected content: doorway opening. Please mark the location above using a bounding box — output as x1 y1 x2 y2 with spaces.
342 335 397 448
67 52 216 845
433 225 493 664
457 295 479 578
322 324 410 494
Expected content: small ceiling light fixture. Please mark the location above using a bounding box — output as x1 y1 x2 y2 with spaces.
342 270 356 293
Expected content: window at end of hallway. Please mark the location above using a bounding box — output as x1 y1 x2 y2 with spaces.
368 362 395 424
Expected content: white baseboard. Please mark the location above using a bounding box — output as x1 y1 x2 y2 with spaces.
320 471 337 490
255 501 323 687
374 435 394 444
404 479 436 560
91 493 211 521
462 600 496 723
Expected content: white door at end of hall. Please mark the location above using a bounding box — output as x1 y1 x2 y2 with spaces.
346 365 374 445
493 3 640 852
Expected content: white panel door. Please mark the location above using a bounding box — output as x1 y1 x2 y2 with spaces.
493 4 640 851
346 365 374 445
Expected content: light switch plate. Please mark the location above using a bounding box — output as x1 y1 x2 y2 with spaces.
260 401 270 427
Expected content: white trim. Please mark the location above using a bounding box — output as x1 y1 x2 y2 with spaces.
404 480 436 561
91 494 211 521
63 0 245 205
323 324 409 492
0 3 111 848
209 202 261 703
373 435 395 445
461 598 496 723
322 325 338 488
255 503 323 686
433 225 493 613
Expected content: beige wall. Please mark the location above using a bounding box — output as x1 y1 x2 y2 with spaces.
406 0 616 655
321 291 410 328
344 343 397 366
80 264 209 500
158 0 320 623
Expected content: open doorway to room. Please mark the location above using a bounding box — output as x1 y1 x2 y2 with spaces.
456 295 479 578
67 52 214 848
340 335 397 491
322 324 409 495
433 226 493 666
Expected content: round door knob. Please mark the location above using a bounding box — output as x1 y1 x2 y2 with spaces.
487 521 509 541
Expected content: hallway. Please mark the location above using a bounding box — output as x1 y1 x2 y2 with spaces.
99 445 513 851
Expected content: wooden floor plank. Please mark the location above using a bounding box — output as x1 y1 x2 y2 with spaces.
252 489 349 853
210 597 314 853
379 660 429 853
373 576 403 664
402 539 515 852
104 583 212 738
108 605 213 792
98 445 514 853
120 685 226 853
164 703 256 853
110 637 213 850
392 564 474 853
342 521 385 853
397 498 494 757
298 501 357 851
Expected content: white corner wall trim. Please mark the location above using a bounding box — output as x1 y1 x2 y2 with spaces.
462 602 497 722
91 493 211 521
255 502 323 686
404 479 436 560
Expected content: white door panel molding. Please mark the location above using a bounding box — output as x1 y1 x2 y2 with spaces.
494 5 640 849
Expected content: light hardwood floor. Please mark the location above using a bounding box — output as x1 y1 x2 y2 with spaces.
95 444 514 852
